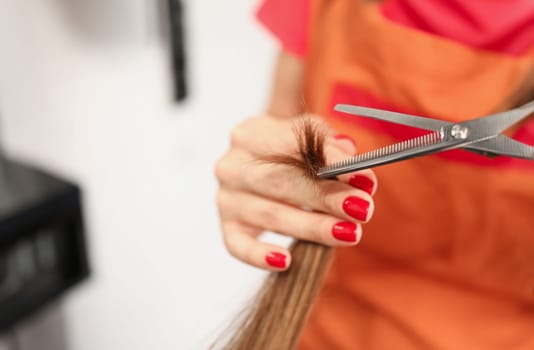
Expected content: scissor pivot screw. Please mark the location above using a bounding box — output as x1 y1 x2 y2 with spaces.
450 124 468 139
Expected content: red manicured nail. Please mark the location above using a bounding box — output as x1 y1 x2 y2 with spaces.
334 134 356 146
265 252 287 268
349 175 375 195
332 222 358 242
343 196 370 221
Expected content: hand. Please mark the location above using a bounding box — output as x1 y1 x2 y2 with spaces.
215 115 377 270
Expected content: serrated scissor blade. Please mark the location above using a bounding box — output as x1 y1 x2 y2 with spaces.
318 131 449 178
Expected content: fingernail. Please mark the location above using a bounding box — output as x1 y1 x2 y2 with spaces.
334 134 355 142
265 252 287 268
343 196 370 221
349 175 375 195
333 134 356 154
332 222 359 242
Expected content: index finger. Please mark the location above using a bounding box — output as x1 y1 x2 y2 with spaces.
324 137 378 196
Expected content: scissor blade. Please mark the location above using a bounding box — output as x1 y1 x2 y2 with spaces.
465 135 534 160
335 104 449 132
318 131 462 178
464 100 534 136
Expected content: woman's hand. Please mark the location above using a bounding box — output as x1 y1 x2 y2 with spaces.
215 115 377 271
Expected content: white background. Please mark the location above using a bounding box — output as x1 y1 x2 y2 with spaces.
0 0 276 348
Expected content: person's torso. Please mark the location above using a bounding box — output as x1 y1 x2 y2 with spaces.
299 1 534 348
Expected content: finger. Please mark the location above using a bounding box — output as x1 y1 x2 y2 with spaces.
230 116 297 155
345 170 378 196
330 133 357 154
217 150 375 223
231 115 341 158
221 189 363 246
325 135 378 196
221 221 291 271
315 181 375 223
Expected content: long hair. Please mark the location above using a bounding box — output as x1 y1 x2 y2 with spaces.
221 117 333 350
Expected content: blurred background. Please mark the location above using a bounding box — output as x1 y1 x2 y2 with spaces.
0 0 276 348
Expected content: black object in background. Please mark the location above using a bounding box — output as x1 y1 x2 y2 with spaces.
168 0 187 101
0 157 88 330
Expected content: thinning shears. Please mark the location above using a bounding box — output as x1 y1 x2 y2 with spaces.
317 101 534 178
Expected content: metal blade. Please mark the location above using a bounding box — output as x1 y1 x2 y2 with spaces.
465 135 534 160
462 100 534 136
335 104 449 132
317 131 464 178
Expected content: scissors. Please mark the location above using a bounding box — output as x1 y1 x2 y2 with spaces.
317 100 534 178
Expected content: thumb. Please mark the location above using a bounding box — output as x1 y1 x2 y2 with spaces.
330 134 357 155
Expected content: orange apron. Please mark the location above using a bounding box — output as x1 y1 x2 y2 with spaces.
298 1 534 348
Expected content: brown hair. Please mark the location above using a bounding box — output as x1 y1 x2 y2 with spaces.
219 118 333 350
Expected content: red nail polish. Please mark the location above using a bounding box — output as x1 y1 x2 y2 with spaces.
349 175 375 195
265 252 287 268
343 196 370 221
332 222 358 242
334 134 356 146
